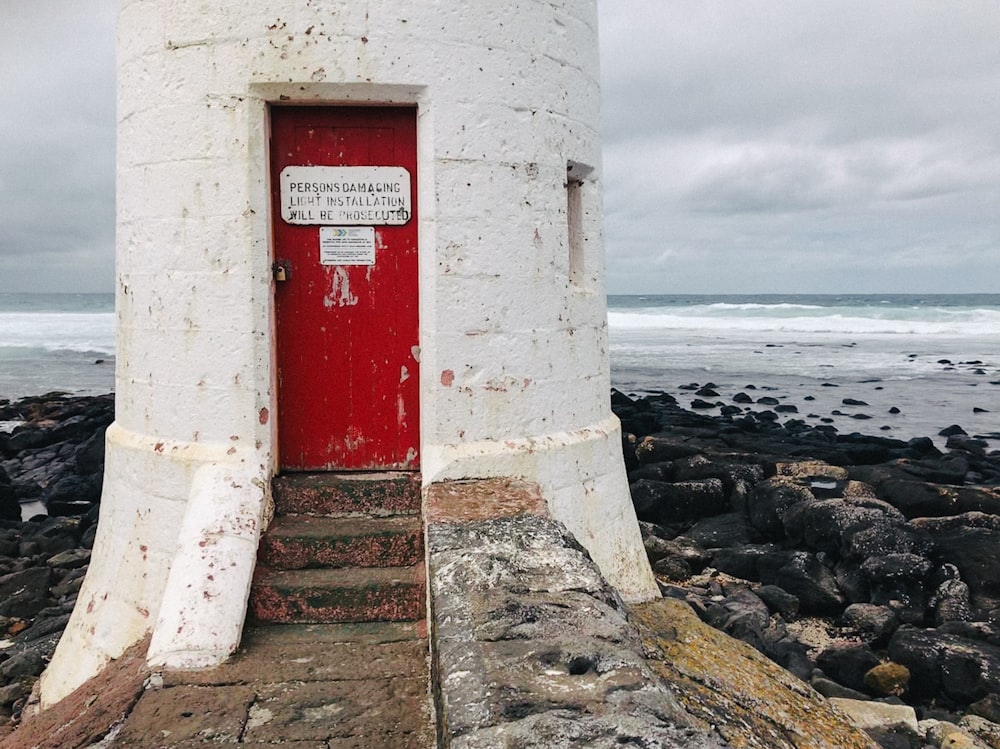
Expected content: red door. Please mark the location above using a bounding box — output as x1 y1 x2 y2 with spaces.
270 106 419 471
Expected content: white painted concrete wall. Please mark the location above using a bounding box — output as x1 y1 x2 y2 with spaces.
41 0 656 707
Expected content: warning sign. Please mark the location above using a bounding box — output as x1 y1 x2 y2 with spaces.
319 227 376 266
280 166 412 225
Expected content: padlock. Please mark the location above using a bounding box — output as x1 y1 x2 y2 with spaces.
273 260 291 282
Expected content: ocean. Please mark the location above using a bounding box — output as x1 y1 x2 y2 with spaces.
0 293 115 403
608 294 1000 448
1 292 997 448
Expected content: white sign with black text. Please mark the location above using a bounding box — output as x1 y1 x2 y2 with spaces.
281 166 411 225
319 227 376 266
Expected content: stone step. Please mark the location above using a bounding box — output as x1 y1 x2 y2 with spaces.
258 514 424 570
250 564 426 624
273 472 421 517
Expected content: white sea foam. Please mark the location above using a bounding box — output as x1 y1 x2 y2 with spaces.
608 295 1000 445
608 307 1000 338
0 312 116 355
0 295 116 398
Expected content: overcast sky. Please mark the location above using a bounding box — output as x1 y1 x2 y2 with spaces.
2 2 998 294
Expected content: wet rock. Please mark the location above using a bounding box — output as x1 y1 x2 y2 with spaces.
968 694 1000 724
842 516 934 562
889 627 1000 705
0 650 44 681
929 565 972 625
811 674 869 701
630 477 728 524
757 585 799 618
672 454 766 495
836 561 872 604
817 642 880 693
643 533 710 573
756 550 844 615
635 435 702 464
652 555 693 581
911 513 1000 611
861 554 932 625
712 543 782 581
612 387 1000 729
780 497 906 559
939 425 968 437
748 478 814 539
839 604 900 646
679 512 754 549
701 588 771 648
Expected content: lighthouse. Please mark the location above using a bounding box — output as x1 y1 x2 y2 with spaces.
41 1 657 706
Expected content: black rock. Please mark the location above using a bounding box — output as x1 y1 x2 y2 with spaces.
630 478 728 524
747 478 814 539
758 550 844 616
889 626 1000 705
0 650 45 681
928 564 972 626
0 487 19 523
702 588 771 648
757 584 799 618
680 513 753 549
838 603 899 645
939 424 967 437
816 642 880 693
910 513 1000 611
861 554 932 625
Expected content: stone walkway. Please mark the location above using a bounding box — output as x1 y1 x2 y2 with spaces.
2 477 884 748
3 622 434 748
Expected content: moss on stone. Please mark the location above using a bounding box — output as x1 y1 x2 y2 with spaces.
631 598 879 749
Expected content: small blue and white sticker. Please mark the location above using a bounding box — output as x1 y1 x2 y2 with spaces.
319 226 376 266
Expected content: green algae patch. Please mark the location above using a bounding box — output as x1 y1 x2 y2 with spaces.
631 598 879 749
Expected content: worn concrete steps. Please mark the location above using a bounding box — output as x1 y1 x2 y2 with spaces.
250 565 426 624
258 514 423 569
250 472 426 625
272 471 421 516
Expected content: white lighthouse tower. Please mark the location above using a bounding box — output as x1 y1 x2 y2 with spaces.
41 0 657 705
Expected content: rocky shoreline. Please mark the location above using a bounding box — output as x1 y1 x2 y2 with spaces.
1 390 999 747
614 385 1000 748
0 393 113 725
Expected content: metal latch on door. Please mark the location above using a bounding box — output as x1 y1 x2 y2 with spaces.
273 259 292 282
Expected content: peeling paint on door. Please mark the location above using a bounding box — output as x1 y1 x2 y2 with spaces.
272 106 419 470
325 266 359 307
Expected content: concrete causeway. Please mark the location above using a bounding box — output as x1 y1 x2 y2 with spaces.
4 621 434 748
2 478 880 748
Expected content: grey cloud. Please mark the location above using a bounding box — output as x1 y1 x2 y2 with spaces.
0 0 117 292
1 1 998 295
599 1 1000 293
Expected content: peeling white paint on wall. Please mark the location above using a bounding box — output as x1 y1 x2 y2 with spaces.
41 0 656 707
